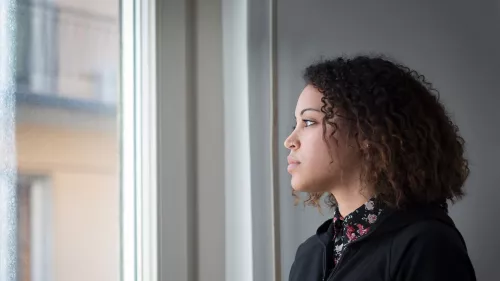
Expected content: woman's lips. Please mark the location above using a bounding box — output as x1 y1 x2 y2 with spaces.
287 156 300 173
287 163 299 173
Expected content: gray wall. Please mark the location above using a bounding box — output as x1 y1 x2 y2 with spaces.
276 1 500 280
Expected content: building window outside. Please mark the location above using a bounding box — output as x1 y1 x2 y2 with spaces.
15 0 118 104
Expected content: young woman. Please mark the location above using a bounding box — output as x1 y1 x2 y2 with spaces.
285 55 476 281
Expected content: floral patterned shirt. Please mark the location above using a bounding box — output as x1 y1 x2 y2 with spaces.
332 198 385 265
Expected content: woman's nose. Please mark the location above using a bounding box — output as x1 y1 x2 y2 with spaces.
284 134 298 150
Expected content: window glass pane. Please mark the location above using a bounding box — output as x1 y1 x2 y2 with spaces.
1 0 121 280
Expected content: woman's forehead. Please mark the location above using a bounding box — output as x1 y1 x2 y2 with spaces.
295 85 323 112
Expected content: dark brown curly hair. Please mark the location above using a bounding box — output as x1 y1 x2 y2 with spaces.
297 55 469 211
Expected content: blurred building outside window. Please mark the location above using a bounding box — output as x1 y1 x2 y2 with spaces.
12 0 120 280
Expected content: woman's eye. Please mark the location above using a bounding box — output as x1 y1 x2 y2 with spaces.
304 120 315 127
291 120 315 131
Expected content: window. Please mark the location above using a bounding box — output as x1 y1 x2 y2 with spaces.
0 0 157 280
16 176 54 281
8 0 120 281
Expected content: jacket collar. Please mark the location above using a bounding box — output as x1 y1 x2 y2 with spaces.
316 203 462 247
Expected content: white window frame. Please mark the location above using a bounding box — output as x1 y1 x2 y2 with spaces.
122 0 281 280
120 0 158 280
154 0 280 280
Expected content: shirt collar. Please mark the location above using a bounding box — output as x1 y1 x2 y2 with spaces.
332 197 385 240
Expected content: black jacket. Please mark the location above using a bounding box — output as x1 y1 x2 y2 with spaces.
289 205 476 281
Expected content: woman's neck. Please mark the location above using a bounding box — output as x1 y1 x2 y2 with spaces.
333 186 374 218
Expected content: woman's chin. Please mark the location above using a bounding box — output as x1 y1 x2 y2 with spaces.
291 177 314 192
291 176 329 193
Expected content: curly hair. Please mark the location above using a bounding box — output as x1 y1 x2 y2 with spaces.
297 55 469 211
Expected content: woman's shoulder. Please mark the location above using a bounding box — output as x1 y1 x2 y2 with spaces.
376 204 467 248
374 205 471 265
393 218 468 250
388 218 476 280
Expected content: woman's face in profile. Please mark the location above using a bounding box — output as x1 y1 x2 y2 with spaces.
284 85 361 193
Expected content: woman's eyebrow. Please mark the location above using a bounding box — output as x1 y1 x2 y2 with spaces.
300 108 321 116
